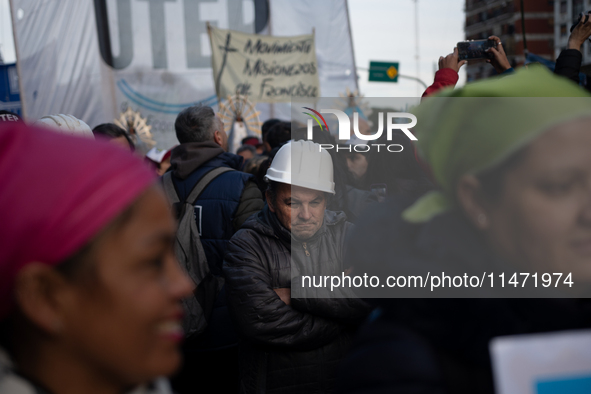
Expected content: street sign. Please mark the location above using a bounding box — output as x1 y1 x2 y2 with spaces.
368 61 399 82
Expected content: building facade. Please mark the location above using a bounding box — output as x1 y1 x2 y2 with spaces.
465 0 554 81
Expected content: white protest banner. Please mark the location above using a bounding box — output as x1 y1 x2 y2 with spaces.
10 0 356 148
208 25 320 103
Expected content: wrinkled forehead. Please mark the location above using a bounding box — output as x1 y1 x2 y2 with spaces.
278 183 326 202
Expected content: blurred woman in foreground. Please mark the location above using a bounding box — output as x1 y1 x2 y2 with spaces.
0 123 192 394
340 67 591 393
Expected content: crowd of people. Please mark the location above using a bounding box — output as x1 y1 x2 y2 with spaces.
2 15 591 394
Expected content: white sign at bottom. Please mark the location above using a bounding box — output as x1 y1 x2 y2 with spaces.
491 329 591 394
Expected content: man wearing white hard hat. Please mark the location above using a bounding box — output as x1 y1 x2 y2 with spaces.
223 140 370 394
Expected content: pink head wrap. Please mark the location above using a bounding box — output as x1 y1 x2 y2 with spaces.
0 123 156 319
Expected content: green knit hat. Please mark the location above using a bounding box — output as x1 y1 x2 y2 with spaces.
403 66 591 223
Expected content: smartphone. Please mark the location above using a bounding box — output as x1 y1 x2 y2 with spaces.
457 39 497 61
571 11 591 43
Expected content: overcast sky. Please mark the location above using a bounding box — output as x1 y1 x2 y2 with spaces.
0 0 466 95
349 0 466 97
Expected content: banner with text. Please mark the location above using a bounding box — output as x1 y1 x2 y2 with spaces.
209 26 320 102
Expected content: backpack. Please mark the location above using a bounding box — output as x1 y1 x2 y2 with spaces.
161 167 233 339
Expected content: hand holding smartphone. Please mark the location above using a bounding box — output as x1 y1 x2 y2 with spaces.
457 39 498 61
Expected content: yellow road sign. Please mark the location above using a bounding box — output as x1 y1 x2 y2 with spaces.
387 66 398 79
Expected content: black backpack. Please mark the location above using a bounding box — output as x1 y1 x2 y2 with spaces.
161 167 233 338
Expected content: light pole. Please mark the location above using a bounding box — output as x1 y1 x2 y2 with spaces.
414 0 420 96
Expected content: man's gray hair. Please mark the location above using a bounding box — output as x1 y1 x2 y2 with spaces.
174 105 221 144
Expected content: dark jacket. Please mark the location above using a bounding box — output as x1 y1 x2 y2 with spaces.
223 205 371 394
554 48 583 86
170 141 264 275
333 185 377 224
169 141 263 351
338 200 591 394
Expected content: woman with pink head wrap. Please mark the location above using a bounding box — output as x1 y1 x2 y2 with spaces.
0 123 192 394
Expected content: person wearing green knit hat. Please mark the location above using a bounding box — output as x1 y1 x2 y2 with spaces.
400 65 591 282
404 66 591 223
337 66 591 394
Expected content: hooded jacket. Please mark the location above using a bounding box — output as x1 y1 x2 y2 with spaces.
554 48 583 86
223 205 371 394
170 141 264 275
169 142 263 353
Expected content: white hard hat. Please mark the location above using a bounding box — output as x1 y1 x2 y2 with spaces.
35 114 94 139
265 140 335 194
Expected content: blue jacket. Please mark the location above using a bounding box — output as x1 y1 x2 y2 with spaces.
171 145 263 274
169 141 264 350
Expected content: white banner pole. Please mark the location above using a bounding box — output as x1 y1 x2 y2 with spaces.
344 0 359 92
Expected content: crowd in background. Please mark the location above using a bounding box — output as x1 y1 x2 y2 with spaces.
2 14 591 394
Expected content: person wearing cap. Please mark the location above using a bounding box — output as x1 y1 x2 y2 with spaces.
338 67 591 393
223 140 370 394
0 122 192 393
146 146 175 176
35 114 95 139
0 110 22 124
241 136 264 155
